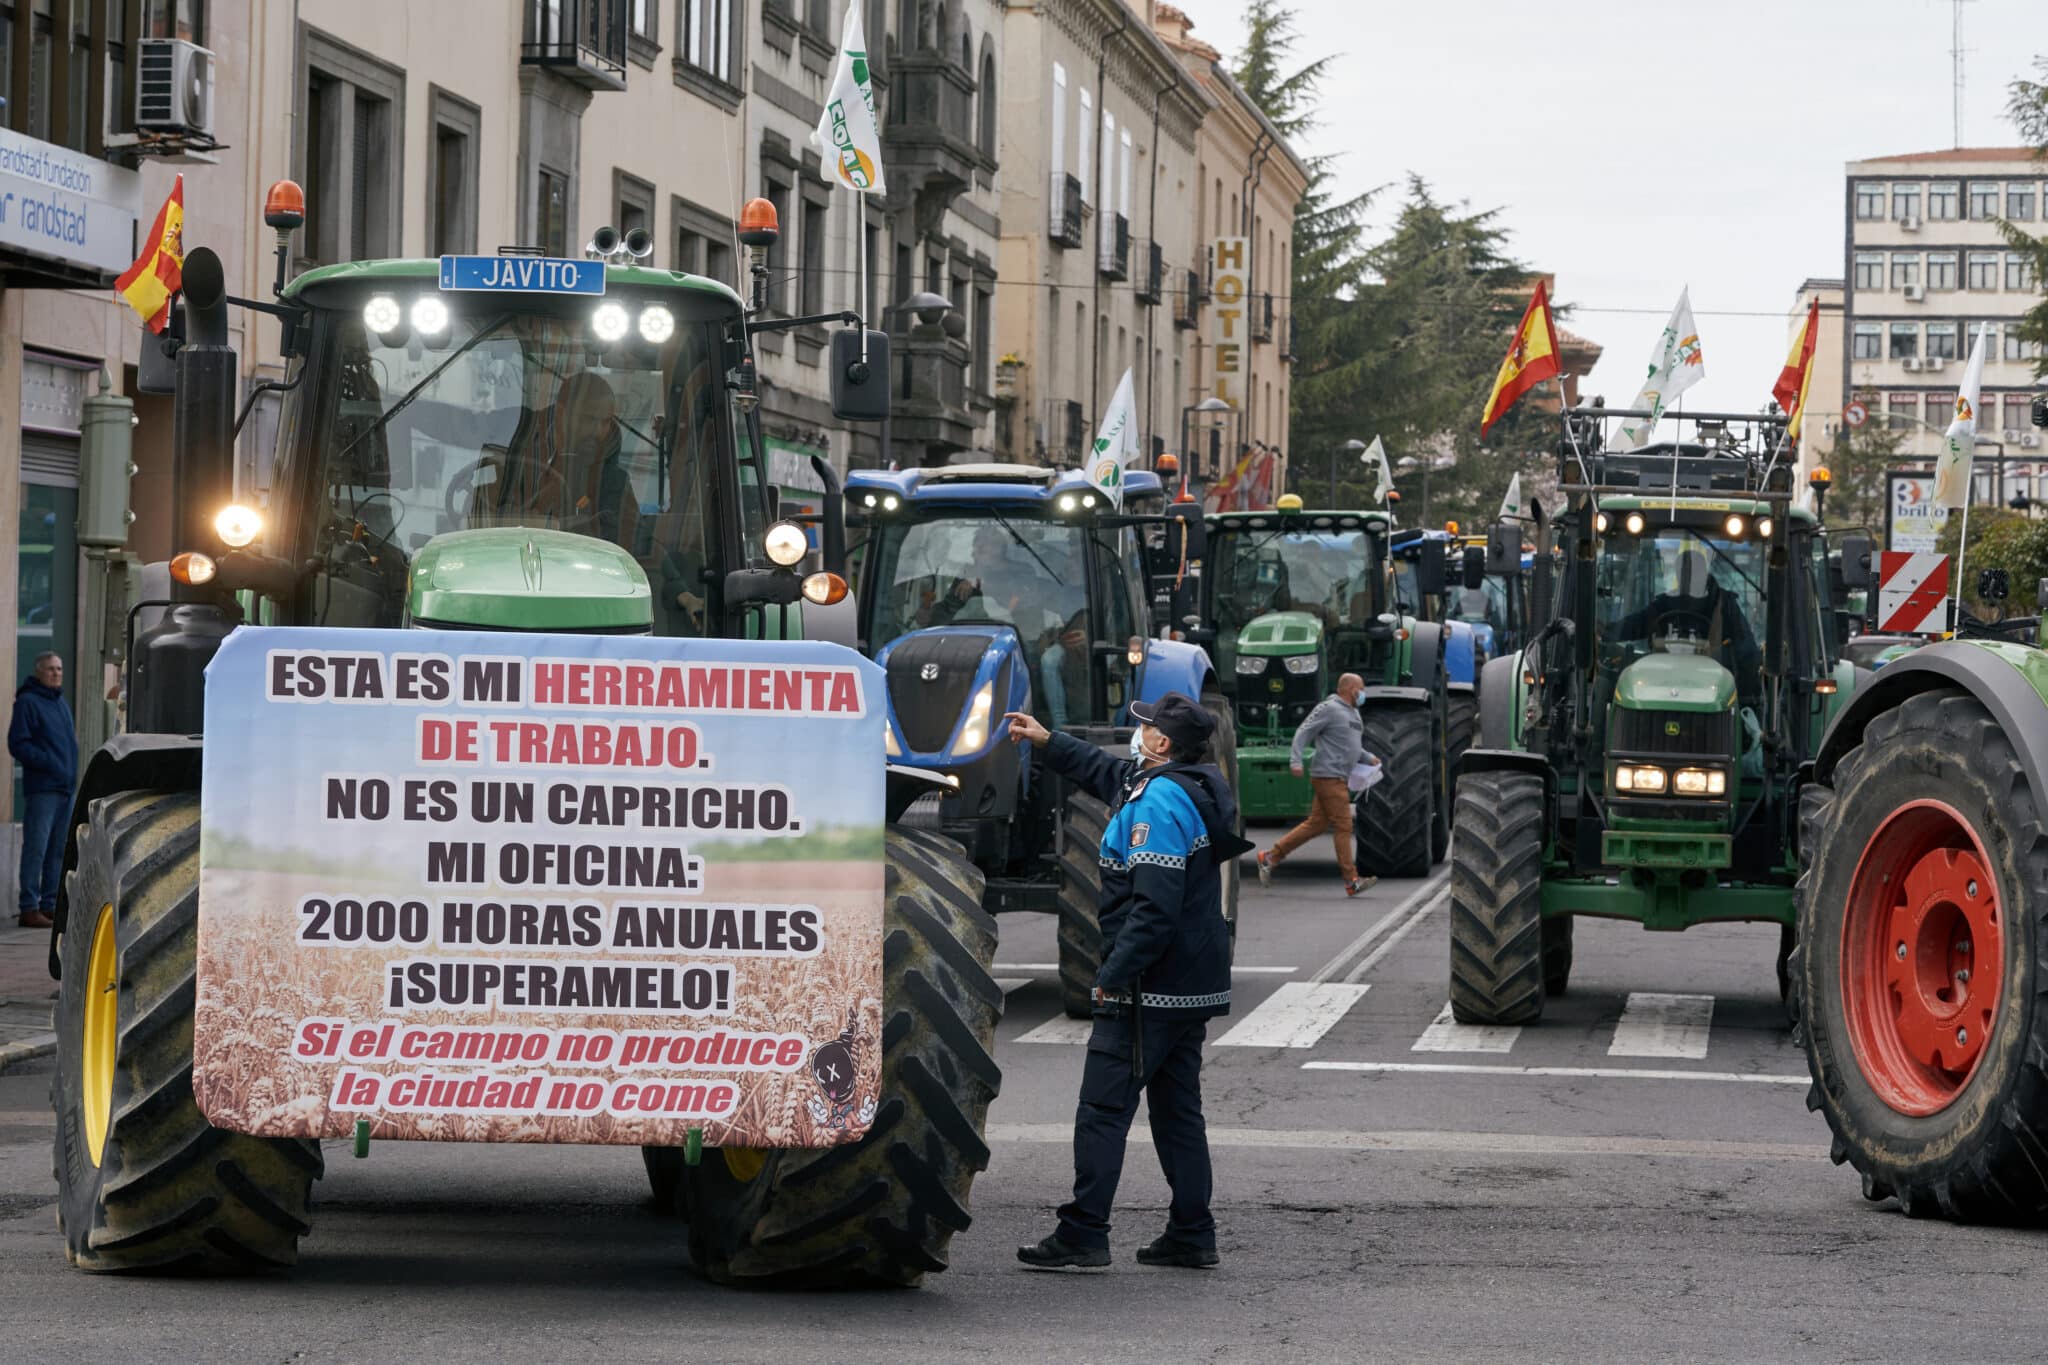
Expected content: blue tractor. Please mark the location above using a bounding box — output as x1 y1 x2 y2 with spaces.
846 463 1238 1018
1391 527 1496 790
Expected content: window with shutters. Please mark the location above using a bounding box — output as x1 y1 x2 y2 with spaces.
537 166 570 256
428 88 481 257
295 28 405 270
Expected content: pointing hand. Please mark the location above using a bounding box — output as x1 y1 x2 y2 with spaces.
1005 711 1051 747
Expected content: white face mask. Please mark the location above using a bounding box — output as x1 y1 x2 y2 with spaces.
1129 725 1148 760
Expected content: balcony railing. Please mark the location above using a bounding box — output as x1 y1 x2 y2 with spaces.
1135 242 1164 305
1063 399 1085 458
522 0 628 91
1253 291 1274 342
1049 173 1083 249
1174 268 1203 330
1098 213 1130 280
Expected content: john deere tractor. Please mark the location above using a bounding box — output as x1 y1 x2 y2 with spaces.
48 189 1000 1286
1451 408 1858 1024
1198 496 1448 877
844 464 1238 1018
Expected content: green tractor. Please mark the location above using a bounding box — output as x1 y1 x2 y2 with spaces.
1451 409 1858 1023
46 190 1000 1286
1196 496 1449 877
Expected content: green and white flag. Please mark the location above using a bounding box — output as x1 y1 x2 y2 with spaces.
1932 323 1991 510
1498 471 1526 520
1365 435 1394 504
1088 368 1138 508
812 1 886 193
1610 287 1704 452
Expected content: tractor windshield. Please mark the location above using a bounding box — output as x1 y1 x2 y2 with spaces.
1211 527 1378 641
1597 524 1767 703
300 289 762 636
861 514 1095 722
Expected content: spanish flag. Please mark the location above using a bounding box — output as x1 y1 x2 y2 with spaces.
1773 297 1821 442
1481 279 1562 437
115 175 184 334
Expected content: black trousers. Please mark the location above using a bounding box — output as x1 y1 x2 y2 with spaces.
1057 1013 1214 1251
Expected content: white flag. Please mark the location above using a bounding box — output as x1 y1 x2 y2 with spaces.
1610 287 1705 452
1933 324 1991 510
1365 435 1394 504
1498 471 1526 520
1088 368 1138 508
811 2 886 194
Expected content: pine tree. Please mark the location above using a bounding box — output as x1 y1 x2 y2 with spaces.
2001 58 2048 380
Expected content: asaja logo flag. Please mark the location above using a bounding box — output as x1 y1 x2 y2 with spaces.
811 1 887 193
1932 323 1991 510
1498 472 1526 521
1610 287 1705 452
1088 369 1138 508
1364 435 1394 505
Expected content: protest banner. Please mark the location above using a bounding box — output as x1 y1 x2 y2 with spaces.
192 628 886 1149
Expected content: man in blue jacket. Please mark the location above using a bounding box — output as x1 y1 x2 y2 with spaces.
1006 691 1251 1271
9 653 76 929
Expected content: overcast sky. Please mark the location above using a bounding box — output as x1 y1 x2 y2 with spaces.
1168 0 2044 416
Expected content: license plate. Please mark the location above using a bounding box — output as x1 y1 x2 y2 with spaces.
438 255 605 295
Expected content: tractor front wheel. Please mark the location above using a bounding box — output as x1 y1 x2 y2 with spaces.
53 790 321 1271
1446 692 1479 804
1449 770 1547 1025
1057 794 1113 1019
1355 706 1434 879
681 827 1003 1284
1800 689 2048 1222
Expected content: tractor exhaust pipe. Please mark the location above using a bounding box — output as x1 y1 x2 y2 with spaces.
172 247 236 601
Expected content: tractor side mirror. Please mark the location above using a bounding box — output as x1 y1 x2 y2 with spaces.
1416 539 1448 597
1486 524 1518 575
1167 504 1207 561
1979 568 2010 603
1837 534 1873 589
1461 545 1486 591
829 329 891 422
137 313 181 395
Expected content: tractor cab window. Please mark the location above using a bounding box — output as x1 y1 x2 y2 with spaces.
300 292 735 634
1212 527 1375 642
861 513 1090 723
1451 582 1503 632
1597 524 1766 706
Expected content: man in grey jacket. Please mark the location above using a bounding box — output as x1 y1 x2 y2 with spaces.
1256 673 1378 896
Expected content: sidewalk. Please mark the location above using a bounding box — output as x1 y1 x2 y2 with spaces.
0 919 58 1070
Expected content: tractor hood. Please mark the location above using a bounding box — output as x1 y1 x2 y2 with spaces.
1614 649 1735 713
407 528 652 632
1237 610 1324 656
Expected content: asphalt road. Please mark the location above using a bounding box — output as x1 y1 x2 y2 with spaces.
1 829 2044 1363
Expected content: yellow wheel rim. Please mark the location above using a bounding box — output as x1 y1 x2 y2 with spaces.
81 904 118 1169
721 1145 767 1183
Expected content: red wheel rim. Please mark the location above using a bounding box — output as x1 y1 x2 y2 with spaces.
1840 799 2004 1117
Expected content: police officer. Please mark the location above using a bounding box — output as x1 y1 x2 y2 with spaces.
1005 692 1252 1271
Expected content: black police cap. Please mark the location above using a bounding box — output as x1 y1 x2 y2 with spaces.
1129 692 1214 750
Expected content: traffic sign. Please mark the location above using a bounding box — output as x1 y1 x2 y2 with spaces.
1843 401 1868 429
438 255 605 295
1877 551 1951 635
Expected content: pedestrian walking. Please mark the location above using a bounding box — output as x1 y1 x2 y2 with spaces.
1257 672 1377 896
9 652 76 930
1005 692 1252 1271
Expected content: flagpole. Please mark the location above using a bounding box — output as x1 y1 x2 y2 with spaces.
1947 322 1988 636
856 197 868 363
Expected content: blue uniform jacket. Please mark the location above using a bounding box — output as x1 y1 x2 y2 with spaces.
1044 731 1242 1019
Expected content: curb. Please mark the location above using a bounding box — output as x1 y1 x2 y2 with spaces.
0 1032 55 1071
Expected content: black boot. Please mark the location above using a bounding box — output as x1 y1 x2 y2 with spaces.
1135 1236 1218 1268
1016 1233 1110 1271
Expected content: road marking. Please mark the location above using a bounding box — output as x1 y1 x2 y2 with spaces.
1412 1002 1520 1053
1213 982 1370 1049
1015 1016 1096 1045
1308 869 1450 984
993 963 1298 975
1303 1060 1807 1085
986 1122 1826 1162
0 1109 53 1125
1343 889 1448 984
994 978 1032 995
1608 992 1716 1059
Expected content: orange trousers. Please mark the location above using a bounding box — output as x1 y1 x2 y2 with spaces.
1269 777 1357 881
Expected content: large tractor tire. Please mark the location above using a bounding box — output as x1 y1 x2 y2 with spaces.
1446 692 1479 803
53 790 321 1271
1057 794 1113 1019
1202 689 1243 954
1799 689 2048 1222
1449 770 1548 1025
1355 706 1435 879
1541 914 1574 998
682 827 1003 1284
1428 703 1451 866
1782 783 1831 1030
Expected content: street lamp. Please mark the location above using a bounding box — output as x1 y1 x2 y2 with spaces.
1181 396 1236 487
1334 439 1367 508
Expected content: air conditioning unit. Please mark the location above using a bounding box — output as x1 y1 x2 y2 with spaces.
1900 215 1921 232
136 38 216 137
1902 357 1923 371
1926 355 1947 372
2023 433 2043 449
2006 428 2025 442
1903 284 1926 302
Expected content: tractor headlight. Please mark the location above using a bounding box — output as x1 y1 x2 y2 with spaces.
1126 635 1144 667
1672 767 1727 797
409 296 449 336
763 521 808 567
952 682 995 755
362 295 402 334
1236 655 1269 675
214 503 263 548
1595 512 1610 533
1283 654 1319 675
1724 514 1747 538
1625 512 1646 536
591 302 631 342
638 305 675 343
1611 763 1667 794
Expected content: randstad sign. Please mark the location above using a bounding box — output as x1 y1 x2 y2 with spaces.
0 127 146 278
